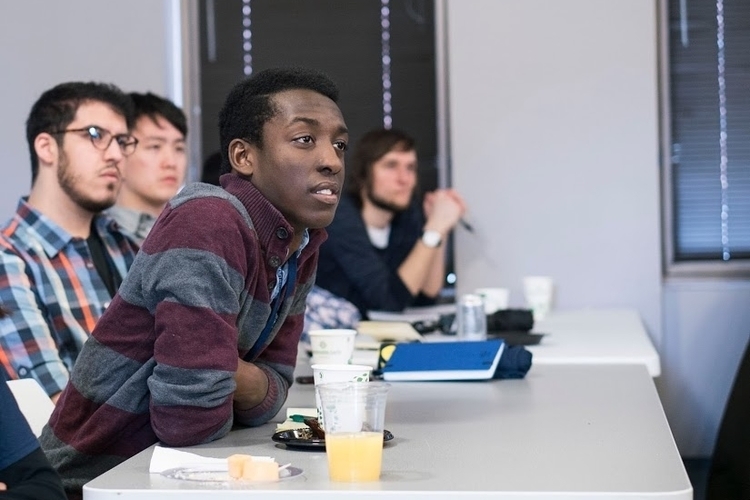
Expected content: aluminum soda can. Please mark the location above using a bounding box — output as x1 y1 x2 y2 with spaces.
457 293 487 340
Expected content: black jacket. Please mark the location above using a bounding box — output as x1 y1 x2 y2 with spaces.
315 194 435 317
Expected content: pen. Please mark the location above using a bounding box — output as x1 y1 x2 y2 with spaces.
459 219 474 233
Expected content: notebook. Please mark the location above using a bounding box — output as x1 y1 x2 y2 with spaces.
380 339 505 381
356 321 423 342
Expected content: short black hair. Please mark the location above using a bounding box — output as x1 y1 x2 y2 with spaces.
217 67 339 174
26 81 134 182
129 92 188 137
347 128 416 198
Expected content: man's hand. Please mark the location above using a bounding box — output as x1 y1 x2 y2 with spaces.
0 482 6 490
423 189 466 236
233 358 269 411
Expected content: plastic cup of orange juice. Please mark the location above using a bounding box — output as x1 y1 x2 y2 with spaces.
316 381 390 482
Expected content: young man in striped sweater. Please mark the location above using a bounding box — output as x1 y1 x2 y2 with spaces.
39 67 349 497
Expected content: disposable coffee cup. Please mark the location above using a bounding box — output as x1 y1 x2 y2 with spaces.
523 276 554 321
474 287 510 315
308 329 357 365
311 363 372 427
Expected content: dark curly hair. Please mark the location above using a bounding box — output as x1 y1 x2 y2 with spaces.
26 82 134 183
217 67 339 174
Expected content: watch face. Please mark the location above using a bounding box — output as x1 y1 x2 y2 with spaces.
422 230 442 248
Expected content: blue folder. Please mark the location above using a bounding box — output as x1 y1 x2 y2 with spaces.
381 339 505 381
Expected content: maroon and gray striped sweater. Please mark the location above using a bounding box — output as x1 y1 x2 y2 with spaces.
39 174 325 495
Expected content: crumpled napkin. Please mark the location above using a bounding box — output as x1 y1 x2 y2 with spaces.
276 407 317 432
149 446 228 474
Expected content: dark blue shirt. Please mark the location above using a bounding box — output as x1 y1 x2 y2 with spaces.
315 194 436 317
0 373 39 470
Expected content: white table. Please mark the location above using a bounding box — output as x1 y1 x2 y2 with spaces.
527 308 661 377
353 308 661 377
83 364 690 499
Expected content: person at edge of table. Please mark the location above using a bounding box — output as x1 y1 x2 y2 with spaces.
0 82 139 402
106 92 188 245
0 372 66 500
304 128 466 334
40 66 349 499
0 299 65 500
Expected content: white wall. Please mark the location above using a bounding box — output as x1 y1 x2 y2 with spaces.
446 0 750 458
660 282 750 456
0 0 173 218
447 0 661 341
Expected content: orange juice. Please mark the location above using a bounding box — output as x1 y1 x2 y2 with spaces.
325 431 383 481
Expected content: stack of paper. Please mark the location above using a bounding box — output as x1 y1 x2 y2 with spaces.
275 407 317 432
356 321 423 342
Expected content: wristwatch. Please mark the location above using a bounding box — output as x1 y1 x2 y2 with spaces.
421 230 442 248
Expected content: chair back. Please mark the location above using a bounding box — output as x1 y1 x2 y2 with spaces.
707 339 750 499
6 378 54 437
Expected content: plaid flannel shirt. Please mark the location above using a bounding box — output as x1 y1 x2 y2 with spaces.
0 198 138 396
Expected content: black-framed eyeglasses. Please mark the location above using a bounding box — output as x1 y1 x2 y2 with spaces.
51 125 138 156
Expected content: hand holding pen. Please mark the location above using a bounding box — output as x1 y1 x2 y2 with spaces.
443 189 473 232
423 188 470 235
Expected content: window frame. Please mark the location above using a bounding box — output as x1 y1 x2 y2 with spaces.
659 0 750 279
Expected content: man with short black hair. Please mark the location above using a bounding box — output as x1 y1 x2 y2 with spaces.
41 67 348 497
107 92 188 244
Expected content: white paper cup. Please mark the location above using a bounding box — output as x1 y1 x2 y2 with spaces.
311 363 372 427
308 329 357 365
474 287 510 315
522 276 554 321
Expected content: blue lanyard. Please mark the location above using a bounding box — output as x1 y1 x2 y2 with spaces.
245 253 298 361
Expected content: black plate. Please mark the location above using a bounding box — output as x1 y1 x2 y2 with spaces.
486 331 545 346
272 428 394 451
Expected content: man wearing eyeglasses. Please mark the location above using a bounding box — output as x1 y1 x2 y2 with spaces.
0 82 139 403
106 92 188 245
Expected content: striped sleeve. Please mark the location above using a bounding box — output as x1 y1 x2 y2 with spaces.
113 198 252 445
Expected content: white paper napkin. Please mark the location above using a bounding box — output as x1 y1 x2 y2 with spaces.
149 446 228 474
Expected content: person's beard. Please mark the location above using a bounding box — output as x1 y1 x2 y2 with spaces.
57 152 117 213
366 184 411 214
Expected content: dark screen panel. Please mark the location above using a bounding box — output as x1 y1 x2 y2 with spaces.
198 0 436 188
390 0 437 191
249 0 383 153
198 0 245 160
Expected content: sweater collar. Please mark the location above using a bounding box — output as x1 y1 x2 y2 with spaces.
219 173 327 260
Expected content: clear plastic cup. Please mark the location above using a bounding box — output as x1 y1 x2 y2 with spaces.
316 381 390 482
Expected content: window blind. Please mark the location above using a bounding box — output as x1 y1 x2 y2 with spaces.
669 0 750 261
